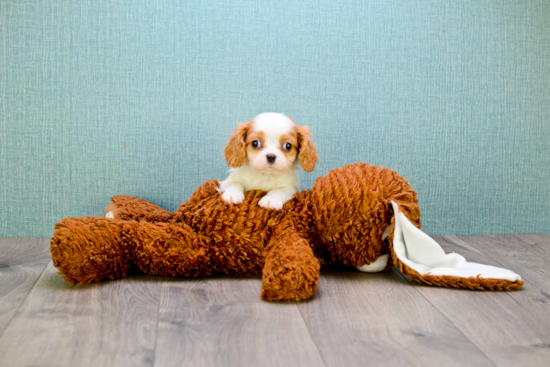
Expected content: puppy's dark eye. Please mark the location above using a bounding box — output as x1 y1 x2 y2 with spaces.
251 140 262 148
282 142 292 151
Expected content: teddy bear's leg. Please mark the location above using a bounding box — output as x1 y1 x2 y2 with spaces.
355 224 393 273
104 195 175 222
52 217 218 285
260 225 321 301
51 217 134 285
128 221 216 278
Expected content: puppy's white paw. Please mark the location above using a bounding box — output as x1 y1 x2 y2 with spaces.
258 194 285 210
222 190 245 204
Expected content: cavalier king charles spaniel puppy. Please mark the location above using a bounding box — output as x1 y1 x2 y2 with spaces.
218 112 317 210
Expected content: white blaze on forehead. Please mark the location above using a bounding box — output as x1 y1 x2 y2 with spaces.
252 113 295 146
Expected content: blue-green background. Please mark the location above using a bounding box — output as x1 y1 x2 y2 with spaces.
1 1 549 237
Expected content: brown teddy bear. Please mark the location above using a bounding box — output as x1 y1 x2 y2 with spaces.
50 163 523 301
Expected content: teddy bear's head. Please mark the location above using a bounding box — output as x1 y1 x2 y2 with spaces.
306 163 420 268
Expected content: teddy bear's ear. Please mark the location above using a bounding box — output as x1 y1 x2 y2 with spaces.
297 126 318 172
224 121 252 168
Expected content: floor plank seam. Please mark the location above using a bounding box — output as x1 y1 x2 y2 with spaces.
0 256 51 340
151 281 163 367
296 301 330 367
393 271 500 367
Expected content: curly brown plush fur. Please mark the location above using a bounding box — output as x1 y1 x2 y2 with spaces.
50 163 523 301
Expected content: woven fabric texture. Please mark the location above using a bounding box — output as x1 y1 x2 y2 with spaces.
1 0 549 236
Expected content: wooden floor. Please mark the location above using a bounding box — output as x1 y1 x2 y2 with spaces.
1 235 549 367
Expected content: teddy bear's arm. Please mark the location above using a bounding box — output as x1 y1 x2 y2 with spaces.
260 222 321 301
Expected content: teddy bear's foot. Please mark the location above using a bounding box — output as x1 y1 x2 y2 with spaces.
51 217 135 285
260 263 320 302
260 229 320 301
356 254 389 273
104 201 120 219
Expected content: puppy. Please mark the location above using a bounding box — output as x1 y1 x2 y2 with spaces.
219 112 317 210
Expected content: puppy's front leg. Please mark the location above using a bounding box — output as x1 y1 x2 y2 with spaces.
258 186 297 210
219 181 245 204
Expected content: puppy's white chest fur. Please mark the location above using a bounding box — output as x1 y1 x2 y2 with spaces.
221 162 300 192
218 162 300 210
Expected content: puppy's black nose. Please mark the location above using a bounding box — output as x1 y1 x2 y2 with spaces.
266 154 276 163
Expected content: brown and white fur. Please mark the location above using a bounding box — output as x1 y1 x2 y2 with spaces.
219 113 317 210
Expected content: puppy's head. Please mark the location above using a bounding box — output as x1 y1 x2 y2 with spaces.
224 113 318 173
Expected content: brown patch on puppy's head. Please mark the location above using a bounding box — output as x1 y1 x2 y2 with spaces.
297 126 318 172
224 121 253 168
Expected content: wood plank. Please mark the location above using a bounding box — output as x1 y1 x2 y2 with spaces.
511 234 550 251
154 276 327 367
296 267 495 367
0 262 160 367
0 237 51 336
398 235 550 367
513 234 550 247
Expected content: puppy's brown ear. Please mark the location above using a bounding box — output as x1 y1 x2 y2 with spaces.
297 126 318 172
224 121 252 168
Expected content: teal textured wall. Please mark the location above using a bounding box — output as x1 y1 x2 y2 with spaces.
1 1 549 237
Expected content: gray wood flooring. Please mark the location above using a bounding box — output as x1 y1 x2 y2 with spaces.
1 234 549 367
